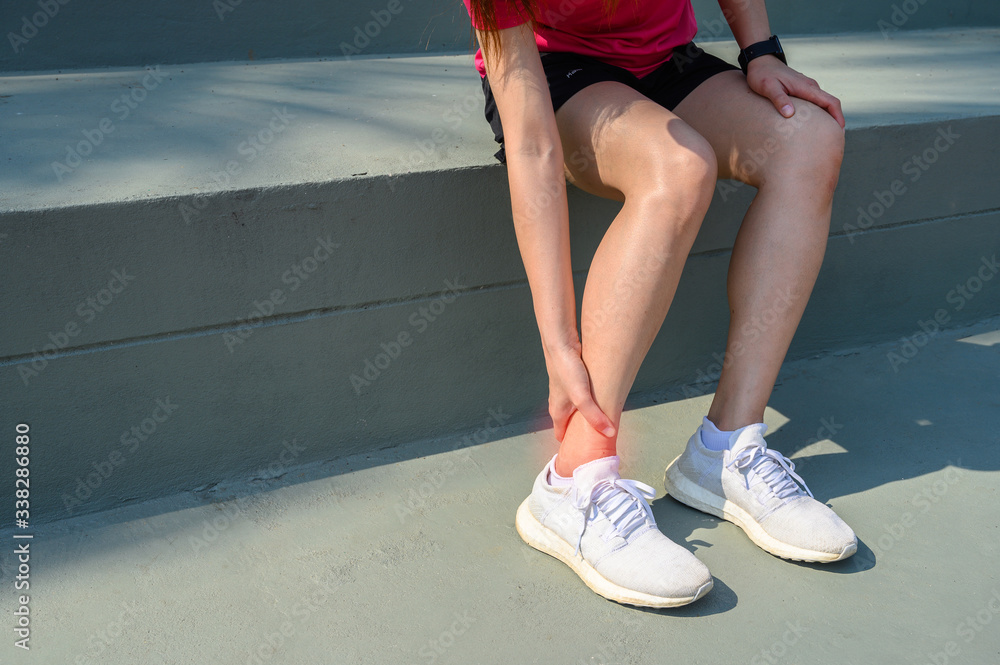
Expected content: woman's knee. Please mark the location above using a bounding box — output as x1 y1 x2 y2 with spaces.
629 128 717 215
757 103 845 193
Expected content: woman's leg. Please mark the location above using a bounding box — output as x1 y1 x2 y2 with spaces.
671 70 845 431
550 81 718 476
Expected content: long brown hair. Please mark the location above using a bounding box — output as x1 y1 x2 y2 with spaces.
468 0 624 71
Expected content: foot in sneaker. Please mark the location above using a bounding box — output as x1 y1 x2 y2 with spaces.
515 455 713 608
664 422 857 563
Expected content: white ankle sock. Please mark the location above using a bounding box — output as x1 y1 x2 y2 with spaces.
547 458 575 487
699 416 734 451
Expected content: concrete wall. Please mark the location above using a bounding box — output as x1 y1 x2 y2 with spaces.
3 0 999 72
2 112 998 524
3 12 997 527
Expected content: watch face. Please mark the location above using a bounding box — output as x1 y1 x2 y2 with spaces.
771 37 786 63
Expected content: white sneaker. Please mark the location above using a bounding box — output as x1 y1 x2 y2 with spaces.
515 455 713 608
664 423 857 563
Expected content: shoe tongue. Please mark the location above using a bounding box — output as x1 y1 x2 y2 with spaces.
728 423 768 454
571 455 621 492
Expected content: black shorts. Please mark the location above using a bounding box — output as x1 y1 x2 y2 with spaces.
481 42 738 165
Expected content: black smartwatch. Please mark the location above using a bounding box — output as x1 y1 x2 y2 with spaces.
738 35 786 75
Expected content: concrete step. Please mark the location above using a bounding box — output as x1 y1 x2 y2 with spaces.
2 0 997 72
1 28 999 523
2 317 999 663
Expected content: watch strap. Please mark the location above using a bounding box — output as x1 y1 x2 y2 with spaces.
738 35 786 75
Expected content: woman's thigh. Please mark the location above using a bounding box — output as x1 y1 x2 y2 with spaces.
671 70 845 187
554 81 717 203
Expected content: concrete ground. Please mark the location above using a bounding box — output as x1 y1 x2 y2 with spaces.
3 316 998 664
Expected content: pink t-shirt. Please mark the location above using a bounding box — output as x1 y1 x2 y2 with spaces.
462 0 697 79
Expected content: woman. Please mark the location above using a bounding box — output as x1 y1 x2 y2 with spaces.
462 0 857 608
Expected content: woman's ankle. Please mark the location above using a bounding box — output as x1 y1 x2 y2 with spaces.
553 447 618 477
554 407 620 477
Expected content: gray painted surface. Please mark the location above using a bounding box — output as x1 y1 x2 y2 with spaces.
3 129 996 362
1 30 999 523
1 0 474 73
3 31 999 212
2 0 999 72
692 0 1000 41
1 318 999 663
4 211 997 523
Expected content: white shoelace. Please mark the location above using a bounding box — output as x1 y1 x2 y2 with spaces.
569 478 657 556
726 439 813 501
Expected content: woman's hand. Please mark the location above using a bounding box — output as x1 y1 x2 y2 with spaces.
478 25 615 445
745 55 845 128
543 338 616 443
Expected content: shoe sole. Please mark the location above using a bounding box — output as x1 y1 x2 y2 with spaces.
664 456 857 563
514 498 713 608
